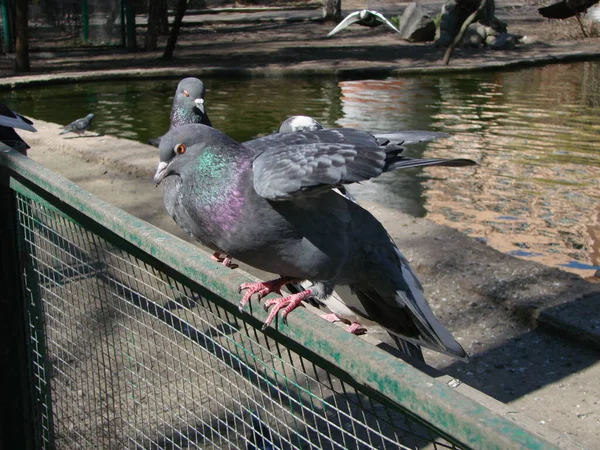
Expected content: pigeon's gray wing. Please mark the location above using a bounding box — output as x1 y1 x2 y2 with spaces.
0 104 36 132
374 130 449 146
252 139 387 201
327 11 362 37
252 137 475 201
371 11 401 33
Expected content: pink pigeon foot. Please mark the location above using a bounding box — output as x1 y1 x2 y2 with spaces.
262 289 313 330
320 313 342 323
320 313 367 335
211 252 238 269
346 322 367 335
238 277 295 311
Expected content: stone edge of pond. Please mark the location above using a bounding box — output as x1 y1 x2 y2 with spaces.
2 46 600 89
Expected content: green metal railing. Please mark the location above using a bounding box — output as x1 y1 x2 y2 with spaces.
0 146 556 449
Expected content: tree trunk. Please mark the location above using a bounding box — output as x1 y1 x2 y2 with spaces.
162 0 188 61
145 0 168 51
125 0 137 51
15 0 29 72
442 0 487 65
323 0 341 22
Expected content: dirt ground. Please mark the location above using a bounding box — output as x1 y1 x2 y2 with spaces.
2 1 600 83
4 0 600 447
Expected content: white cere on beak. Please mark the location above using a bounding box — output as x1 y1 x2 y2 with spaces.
194 98 205 113
153 161 169 185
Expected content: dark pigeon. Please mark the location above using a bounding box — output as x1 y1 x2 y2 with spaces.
327 9 401 37
59 113 94 136
0 103 37 155
154 124 473 360
538 0 599 19
147 77 212 147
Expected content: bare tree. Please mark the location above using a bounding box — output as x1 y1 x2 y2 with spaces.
15 0 29 71
162 0 189 60
323 0 342 22
146 0 169 51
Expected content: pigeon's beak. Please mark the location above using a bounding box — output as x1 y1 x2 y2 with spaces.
194 98 205 114
153 161 169 185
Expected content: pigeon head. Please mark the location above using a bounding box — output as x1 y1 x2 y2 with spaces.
172 78 208 122
153 123 239 185
278 116 323 133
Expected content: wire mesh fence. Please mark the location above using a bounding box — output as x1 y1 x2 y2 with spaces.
0 148 556 450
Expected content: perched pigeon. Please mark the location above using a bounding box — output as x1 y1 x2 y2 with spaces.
327 9 401 37
278 116 324 133
0 103 37 155
59 113 95 136
154 124 473 360
278 115 451 146
258 118 460 361
147 77 212 147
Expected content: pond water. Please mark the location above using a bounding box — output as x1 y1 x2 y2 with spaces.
7 61 600 277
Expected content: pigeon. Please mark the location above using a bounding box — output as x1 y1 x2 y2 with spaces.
0 103 37 155
327 9 401 37
268 116 458 361
147 77 212 147
278 116 324 133
59 113 95 136
278 115 451 146
154 124 473 360
538 0 599 19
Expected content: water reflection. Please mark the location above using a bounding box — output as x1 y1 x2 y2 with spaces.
420 63 600 277
6 62 600 276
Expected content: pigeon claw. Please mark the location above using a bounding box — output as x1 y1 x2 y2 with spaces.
238 277 292 312
346 322 367 335
211 252 238 269
262 289 313 329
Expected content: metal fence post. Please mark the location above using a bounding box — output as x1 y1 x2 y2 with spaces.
0 164 34 449
0 0 12 53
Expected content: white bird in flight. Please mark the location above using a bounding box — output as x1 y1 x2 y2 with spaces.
327 9 401 37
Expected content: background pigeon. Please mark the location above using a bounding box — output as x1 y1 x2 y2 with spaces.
0 103 37 155
327 10 401 37
538 0 599 19
278 115 451 146
59 113 95 136
154 124 472 360
147 77 212 147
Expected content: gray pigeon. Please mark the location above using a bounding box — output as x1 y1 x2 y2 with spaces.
275 115 457 361
147 77 212 147
154 124 472 360
0 103 37 155
59 113 94 136
327 9 401 37
279 115 451 146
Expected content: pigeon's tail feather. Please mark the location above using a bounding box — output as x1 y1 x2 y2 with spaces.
374 130 450 146
384 157 477 171
354 244 468 361
389 334 425 363
396 263 468 360
58 127 71 135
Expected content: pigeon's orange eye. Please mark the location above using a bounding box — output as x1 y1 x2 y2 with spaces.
183 90 190 97
175 144 186 155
